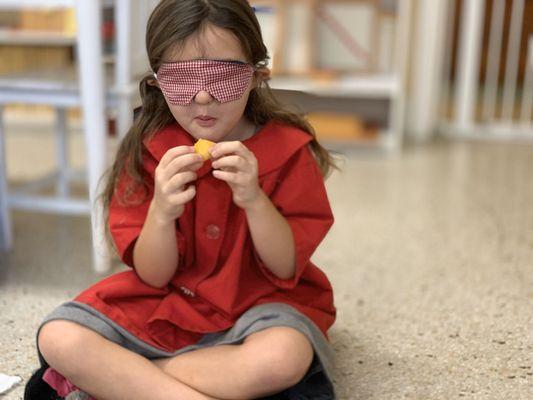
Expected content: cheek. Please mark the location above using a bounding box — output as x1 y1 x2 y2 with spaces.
224 89 252 115
217 102 247 127
167 104 189 121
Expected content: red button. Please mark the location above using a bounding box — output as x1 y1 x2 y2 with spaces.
205 224 221 239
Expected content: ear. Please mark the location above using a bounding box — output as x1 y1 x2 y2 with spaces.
254 67 271 86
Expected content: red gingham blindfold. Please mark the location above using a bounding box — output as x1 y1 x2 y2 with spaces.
155 59 255 105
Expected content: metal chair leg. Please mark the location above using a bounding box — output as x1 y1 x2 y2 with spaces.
55 107 70 198
0 105 13 251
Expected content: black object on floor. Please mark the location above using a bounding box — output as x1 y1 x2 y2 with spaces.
24 365 64 400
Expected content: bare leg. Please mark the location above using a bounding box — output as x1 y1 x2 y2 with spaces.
153 326 314 399
38 320 222 400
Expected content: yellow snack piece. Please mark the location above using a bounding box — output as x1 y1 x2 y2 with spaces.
194 139 216 161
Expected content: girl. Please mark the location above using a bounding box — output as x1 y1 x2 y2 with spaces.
26 1 337 399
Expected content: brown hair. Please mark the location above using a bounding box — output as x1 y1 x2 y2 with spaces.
101 0 337 233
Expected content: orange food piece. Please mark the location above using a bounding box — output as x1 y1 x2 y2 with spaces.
194 139 216 160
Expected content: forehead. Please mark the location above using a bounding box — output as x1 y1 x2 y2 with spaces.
164 24 247 63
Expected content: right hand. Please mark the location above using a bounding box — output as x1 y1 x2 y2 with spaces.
150 145 204 223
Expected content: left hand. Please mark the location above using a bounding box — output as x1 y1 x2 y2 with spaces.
211 141 261 209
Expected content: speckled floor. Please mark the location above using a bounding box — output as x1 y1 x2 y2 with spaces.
0 122 532 399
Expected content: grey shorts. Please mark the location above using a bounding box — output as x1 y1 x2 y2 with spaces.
38 301 336 400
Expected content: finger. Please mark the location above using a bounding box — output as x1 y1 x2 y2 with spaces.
159 146 195 169
169 185 196 205
163 153 204 180
212 169 242 185
211 141 251 159
166 171 197 193
212 155 246 171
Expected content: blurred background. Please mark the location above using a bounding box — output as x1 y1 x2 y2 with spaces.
0 1 532 399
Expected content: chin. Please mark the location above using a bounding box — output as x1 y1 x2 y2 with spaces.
191 130 225 143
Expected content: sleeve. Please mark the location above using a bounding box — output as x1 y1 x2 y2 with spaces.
108 153 186 268
255 146 334 289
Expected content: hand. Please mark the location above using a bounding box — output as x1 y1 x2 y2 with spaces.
211 141 261 209
151 146 204 223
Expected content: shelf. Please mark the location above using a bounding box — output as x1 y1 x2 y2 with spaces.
0 67 140 107
320 129 397 153
0 0 75 9
269 74 400 98
0 0 113 10
0 29 75 45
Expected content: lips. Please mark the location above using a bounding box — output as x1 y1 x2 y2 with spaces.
195 115 217 127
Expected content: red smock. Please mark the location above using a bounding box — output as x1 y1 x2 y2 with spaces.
75 121 336 352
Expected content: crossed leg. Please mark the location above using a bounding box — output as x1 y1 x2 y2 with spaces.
38 321 314 400
38 320 219 400
153 326 314 399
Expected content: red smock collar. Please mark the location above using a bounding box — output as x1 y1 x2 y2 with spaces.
142 121 312 177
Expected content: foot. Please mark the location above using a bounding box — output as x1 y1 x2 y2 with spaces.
24 365 64 400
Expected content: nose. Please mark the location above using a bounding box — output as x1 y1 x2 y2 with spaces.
194 90 214 105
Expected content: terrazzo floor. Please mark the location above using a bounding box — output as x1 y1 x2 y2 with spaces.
0 121 532 399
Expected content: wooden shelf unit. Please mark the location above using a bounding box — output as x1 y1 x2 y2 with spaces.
252 0 412 150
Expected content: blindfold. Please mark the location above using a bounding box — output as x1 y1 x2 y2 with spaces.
154 59 256 105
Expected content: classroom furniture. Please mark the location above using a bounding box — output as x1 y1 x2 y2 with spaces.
0 0 154 273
